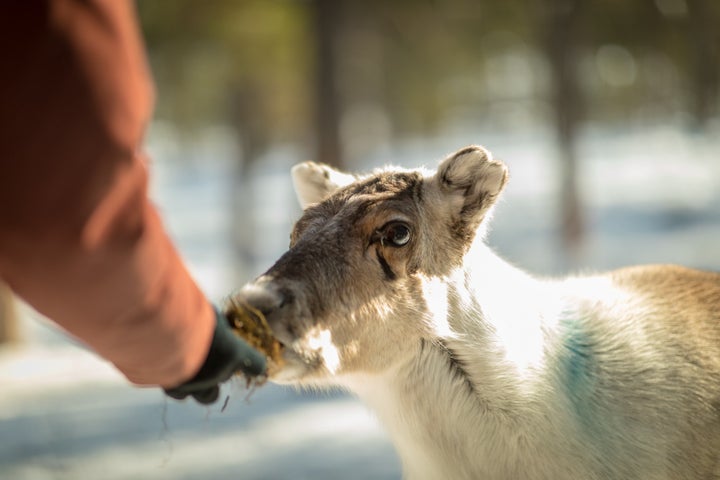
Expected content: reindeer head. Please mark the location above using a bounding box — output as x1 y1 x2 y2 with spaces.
228 146 508 386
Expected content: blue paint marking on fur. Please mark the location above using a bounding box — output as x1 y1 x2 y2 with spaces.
557 317 624 475
557 316 603 434
561 321 595 396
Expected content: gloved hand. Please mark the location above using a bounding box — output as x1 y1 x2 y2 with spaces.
164 307 267 405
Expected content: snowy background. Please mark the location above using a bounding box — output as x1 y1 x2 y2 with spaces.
1 123 719 480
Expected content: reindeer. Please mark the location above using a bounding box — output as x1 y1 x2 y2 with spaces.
230 145 720 479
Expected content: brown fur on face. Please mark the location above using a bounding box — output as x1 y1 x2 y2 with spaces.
290 171 423 249
279 171 430 375
236 146 509 382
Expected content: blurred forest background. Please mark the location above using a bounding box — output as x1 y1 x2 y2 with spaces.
1 1 720 479
137 0 719 278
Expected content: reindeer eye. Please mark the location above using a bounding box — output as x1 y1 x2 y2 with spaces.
382 222 411 247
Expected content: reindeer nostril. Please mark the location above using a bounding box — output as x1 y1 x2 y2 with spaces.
257 304 275 318
238 283 285 317
278 287 295 309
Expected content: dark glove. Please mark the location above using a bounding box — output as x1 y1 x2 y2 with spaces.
164 307 267 405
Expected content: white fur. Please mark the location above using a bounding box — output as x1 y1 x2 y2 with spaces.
336 243 711 479
240 146 720 480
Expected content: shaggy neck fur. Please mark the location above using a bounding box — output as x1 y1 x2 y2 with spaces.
342 243 577 480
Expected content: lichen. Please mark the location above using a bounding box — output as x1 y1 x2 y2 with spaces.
225 300 284 380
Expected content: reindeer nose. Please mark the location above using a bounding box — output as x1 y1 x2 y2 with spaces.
237 281 288 317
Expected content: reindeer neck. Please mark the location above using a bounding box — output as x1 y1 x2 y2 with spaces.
449 243 558 398
342 245 561 479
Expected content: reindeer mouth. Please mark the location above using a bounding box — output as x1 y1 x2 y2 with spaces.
269 326 342 384
225 287 339 383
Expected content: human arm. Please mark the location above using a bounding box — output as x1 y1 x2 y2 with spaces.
0 0 264 391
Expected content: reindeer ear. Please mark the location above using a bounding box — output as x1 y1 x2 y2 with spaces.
435 145 508 232
291 161 357 209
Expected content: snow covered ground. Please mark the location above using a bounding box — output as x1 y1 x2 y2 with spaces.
0 339 398 480
1 123 718 479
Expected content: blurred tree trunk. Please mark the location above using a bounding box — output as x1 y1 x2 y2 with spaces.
311 0 343 168
0 282 19 344
229 82 268 178
686 0 719 128
537 0 584 262
228 82 268 282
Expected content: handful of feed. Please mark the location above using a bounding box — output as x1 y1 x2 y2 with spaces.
225 300 284 381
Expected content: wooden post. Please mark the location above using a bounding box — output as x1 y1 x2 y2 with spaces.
537 0 585 263
0 282 20 344
311 0 344 169
686 0 719 128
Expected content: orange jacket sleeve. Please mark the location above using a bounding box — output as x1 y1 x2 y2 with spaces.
0 0 215 387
